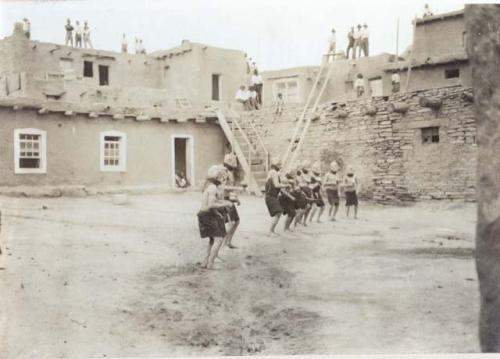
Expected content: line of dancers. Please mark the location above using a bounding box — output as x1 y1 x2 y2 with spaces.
264 158 359 236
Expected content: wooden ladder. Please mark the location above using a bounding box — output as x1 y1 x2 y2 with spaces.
281 57 335 171
214 109 263 196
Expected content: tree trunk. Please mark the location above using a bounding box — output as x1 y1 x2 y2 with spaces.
466 4 500 352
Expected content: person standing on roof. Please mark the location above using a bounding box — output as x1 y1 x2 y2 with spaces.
346 26 355 59
423 4 433 17
83 21 93 49
65 18 74 46
354 24 362 59
327 28 337 62
121 34 128 53
74 21 83 48
22 18 31 39
251 69 263 106
360 24 369 57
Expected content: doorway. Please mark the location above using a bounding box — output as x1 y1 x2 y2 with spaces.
212 74 220 101
99 65 109 86
171 135 194 188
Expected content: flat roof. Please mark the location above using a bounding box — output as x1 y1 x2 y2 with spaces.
416 9 464 26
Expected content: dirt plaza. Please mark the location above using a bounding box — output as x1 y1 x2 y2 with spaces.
0 192 479 357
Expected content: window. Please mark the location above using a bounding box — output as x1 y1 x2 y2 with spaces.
369 78 383 97
445 68 460 79
98 65 109 86
421 127 440 144
59 58 73 72
83 61 93 78
462 31 467 48
274 79 299 103
212 74 220 101
14 128 47 174
100 131 126 172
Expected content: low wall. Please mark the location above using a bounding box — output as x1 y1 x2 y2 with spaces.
240 85 477 203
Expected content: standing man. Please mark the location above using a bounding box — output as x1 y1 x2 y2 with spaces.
327 28 336 62
251 69 263 106
391 70 401 93
121 34 128 53
346 26 355 59
74 20 83 48
83 21 93 49
65 19 74 46
361 24 369 57
22 18 31 39
354 24 362 59
355 73 365 98
324 161 341 221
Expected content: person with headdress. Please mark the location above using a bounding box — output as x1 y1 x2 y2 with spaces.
343 166 359 219
197 165 233 269
279 169 298 232
218 153 244 249
297 160 314 226
324 161 341 221
308 162 326 223
265 158 288 236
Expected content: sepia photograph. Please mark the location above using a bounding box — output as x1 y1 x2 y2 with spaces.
0 0 499 357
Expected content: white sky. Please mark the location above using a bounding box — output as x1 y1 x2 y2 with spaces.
1 0 466 71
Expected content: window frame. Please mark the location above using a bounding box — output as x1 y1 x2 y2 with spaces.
100 130 127 172
83 60 94 78
273 78 300 103
14 128 47 174
98 64 110 86
421 126 440 144
444 68 460 79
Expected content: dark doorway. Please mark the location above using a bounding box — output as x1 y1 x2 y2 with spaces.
212 74 220 101
174 138 188 187
99 65 109 86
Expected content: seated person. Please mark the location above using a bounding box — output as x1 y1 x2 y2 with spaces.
175 171 190 188
235 85 252 110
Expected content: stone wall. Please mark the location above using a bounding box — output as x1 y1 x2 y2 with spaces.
239 85 477 203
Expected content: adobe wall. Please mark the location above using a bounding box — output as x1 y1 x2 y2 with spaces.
0 108 225 189
239 85 477 203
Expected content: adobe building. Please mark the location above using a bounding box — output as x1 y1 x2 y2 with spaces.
0 23 250 194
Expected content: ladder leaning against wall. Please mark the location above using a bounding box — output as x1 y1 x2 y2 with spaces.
281 55 336 172
214 108 270 196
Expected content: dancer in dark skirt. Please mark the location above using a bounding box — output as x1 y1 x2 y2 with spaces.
343 166 359 219
298 160 314 226
198 165 233 269
324 161 341 221
265 158 288 236
279 171 297 232
308 162 326 223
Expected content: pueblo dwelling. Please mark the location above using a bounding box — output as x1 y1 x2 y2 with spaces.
0 8 478 202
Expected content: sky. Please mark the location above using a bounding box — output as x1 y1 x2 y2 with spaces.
1 0 467 71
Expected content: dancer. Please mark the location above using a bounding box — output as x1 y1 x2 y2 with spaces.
218 153 243 249
308 162 326 223
343 166 359 219
324 161 341 221
265 158 287 236
298 160 314 226
279 171 297 232
197 165 232 269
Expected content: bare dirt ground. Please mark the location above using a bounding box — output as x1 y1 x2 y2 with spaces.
0 192 479 357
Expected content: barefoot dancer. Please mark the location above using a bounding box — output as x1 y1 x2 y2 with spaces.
265 159 287 236
198 165 233 269
292 169 308 230
343 166 359 219
324 161 341 221
298 160 314 226
218 154 244 249
309 162 326 223
279 171 297 232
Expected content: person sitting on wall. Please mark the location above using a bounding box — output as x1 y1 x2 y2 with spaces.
423 4 433 17
391 70 401 93
175 171 190 188
65 18 74 46
22 18 31 39
251 69 263 106
235 85 252 110
355 73 365 98
275 93 285 117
